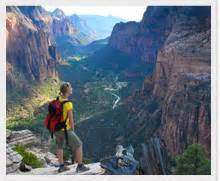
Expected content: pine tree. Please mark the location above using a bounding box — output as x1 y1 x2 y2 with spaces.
174 144 211 175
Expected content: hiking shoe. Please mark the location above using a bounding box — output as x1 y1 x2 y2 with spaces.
58 165 70 173
76 164 90 173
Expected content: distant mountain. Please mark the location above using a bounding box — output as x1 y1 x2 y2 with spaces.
79 15 127 39
67 14 97 39
51 8 65 19
16 6 98 58
75 37 109 55
109 7 172 64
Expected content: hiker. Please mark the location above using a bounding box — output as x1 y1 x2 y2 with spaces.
44 82 90 173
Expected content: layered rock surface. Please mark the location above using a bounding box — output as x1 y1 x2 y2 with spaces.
6 129 138 175
7 129 40 147
23 162 105 175
139 6 211 160
6 6 59 88
6 144 23 174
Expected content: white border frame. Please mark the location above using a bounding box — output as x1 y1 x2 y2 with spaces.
0 0 218 181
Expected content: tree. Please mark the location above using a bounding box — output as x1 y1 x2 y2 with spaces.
174 144 211 175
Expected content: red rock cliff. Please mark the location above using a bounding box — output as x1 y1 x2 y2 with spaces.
6 6 59 87
141 7 211 159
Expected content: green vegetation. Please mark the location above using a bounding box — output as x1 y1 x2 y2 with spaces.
7 113 49 140
7 78 60 121
66 55 88 62
57 46 154 123
174 144 211 175
14 144 44 168
58 60 125 122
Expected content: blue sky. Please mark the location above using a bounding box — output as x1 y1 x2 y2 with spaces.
44 6 147 21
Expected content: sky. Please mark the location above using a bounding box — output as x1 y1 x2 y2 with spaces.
44 6 147 21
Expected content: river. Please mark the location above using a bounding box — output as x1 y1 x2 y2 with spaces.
104 81 127 109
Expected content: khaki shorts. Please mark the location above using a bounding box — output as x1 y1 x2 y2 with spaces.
54 129 82 150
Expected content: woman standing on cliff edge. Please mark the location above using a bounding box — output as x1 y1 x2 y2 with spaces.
54 82 90 173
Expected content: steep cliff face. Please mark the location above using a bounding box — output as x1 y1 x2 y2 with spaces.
140 7 211 159
6 6 62 119
109 7 173 64
6 6 59 87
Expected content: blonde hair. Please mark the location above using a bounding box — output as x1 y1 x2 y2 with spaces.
59 82 72 96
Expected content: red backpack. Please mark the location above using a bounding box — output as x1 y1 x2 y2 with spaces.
44 96 70 144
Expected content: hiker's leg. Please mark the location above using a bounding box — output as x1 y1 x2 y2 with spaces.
68 131 89 172
54 131 65 165
75 144 83 164
71 148 75 164
57 149 64 164
68 130 83 164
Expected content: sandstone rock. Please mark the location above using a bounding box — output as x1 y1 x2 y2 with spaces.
6 129 12 139
44 152 59 166
6 144 23 174
19 162 32 172
140 138 167 175
6 6 59 88
140 7 211 159
28 147 58 167
7 129 39 148
109 7 173 64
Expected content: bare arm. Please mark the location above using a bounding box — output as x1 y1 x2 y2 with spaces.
67 110 74 130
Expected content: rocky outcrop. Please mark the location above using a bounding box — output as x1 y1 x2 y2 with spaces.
140 137 168 175
7 129 39 147
6 129 60 174
28 147 59 167
24 162 105 175
6 128 139 175
6 144 23 174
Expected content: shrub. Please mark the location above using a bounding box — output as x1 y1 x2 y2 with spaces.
174 144 211 175
14 145 44 168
